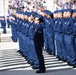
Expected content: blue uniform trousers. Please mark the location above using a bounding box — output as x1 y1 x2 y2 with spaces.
2 25 6 33
55 33 61 57
75 36 76 50
25 36 30 59
64 34 76 64
29 39 39 66
57 33 68 60
11 25 17 42
34 41 45 70
47 33 55 54
43 29 48 51
21 34 27 56
20 33 25 52
17 31 22 51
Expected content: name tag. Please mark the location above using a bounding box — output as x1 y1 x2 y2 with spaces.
26 24 29 27
22 23 24 25
65 22 67 24
59 22 61 24
74 23 76 26
55 21 57 24
38 31 42 33
67 22 69 25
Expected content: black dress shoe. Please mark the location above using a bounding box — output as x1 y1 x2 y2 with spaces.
36 69 45 73
27 60 33 64
56 56 59 58
20 53 24 56
32 66 39 69
24 56 27 59
28 61 34 65
51 53 55 56
67 62 72 66
48 52 52 55
30 63 34 66
17 50 21 52
73 65 76 68
18 51 22 54
58 58 62 61
13 40 17 42
62 59 67 62
67 63 76 66
53 54 56 56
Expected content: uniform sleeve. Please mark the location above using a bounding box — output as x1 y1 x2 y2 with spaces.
73 19 76 36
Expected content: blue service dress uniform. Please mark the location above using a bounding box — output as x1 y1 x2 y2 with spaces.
17 18 24 51
57 17 67 61
7 16 11 28
10 15 17 42
73 17 76 50
73 10 76 52
63 15 76 65
1 16 6 33
42 16 48 51
33 22 45 72
45 17 55 55
54 17 60 57
73 17 76 52
28 22 39 68
40 10 48 51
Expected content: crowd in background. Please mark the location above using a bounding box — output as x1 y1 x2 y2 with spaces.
8 0 47 14
54 0 76 10
8 0 76 15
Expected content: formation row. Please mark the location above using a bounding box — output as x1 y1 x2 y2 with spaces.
0 9 76 73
